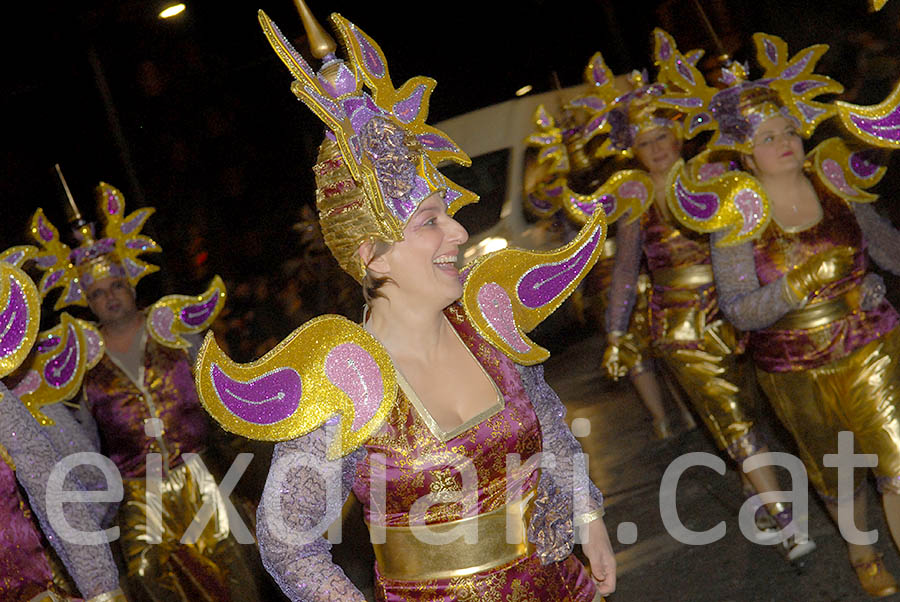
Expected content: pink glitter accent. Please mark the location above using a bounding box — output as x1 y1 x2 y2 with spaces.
81 327 103 364
11 369 41 397
476 283 530 353
324 343 384 431
822 158 856 194
150 306 177 342
733 188 765 235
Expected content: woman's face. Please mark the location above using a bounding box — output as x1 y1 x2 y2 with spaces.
376 192 469 306
746 115 804 178
633 127 682 176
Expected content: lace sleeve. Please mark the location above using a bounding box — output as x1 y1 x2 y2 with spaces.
604 219 642 334
853 203 900 276
710 231 796 331
0 383 121 598
517 364 603 562
256 419 367 602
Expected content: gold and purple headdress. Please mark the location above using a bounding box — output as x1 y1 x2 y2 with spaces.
29 182 159 309
654 30 843 154
259 3 477 281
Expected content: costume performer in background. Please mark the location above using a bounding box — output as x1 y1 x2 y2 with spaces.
524 56 695 440
0 245 125 601
662 30 900 597
193 3 615 600
558 33 812 560
28 183 263 602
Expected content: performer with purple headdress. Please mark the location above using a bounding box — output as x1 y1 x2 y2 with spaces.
192 2 615 600
0 245 126 601
28 182 265 601
524 54 697 441
571 30 814 562
663 30 900 598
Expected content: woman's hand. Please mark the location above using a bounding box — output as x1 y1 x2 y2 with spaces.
581 517 617 596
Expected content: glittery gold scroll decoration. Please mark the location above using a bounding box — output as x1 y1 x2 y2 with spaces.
194 314 397 459
806 137 885 203
460 206 607 365
0 247 40 378
835 79 900 149
11 313 89 425
146 275 227 349
665 155 771 247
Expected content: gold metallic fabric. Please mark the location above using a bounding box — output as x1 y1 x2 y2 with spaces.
756 327 900 498
660 318 756 459
370 489 535 581
118 455 251 601
772 286 860 330
652 264 714 289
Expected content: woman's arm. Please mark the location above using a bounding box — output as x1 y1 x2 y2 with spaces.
0 383 122 599
517 363 604 563
256 420 367 602
604 219 642 334
853 202 900 276
710 231 799 331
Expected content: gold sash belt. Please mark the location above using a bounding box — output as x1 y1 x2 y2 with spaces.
370 489 535 581
772 287 860 330
652 264 714 289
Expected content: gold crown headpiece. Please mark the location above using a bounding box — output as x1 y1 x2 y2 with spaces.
29 182 160 309
653 29 843 154
258 2 478 281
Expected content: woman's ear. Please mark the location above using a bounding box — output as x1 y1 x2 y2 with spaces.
358 240 389 274
741 153 757 174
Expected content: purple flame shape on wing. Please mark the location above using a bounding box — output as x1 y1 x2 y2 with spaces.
181 291 220 328
37 217 55 242
124 258 145 279
323 343 384 431
212 364 302 425
393 84 426 124
418 133 457 152
674 175 718 220
105 190 120 215
764 38 779 65
849 107 900 143
850 151 880 179
517 227 602 309
656 32 671 60
591 59 609 85
477 283 530 352
572 197 597 216
126 239 152 251
781 50 814 80
675 58 695 86
352 26 385 78
527 194 554 212
0 276 29 360
2 250 26 266
44 325 79 388
792 80 825 95
121 209 150 234
36 335 60 354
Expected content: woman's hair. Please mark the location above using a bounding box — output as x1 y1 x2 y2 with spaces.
362 238 394 305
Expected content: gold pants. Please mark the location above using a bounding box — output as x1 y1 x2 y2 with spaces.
659 315 757 461
756 327 900 498
118 455 262 602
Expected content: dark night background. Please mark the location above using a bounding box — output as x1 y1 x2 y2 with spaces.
5 0 900 342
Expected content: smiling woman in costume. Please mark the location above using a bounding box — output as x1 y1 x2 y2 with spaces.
663 32 900 598
193 2 616 600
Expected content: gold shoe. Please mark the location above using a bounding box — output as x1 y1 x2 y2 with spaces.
852 554 899 598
